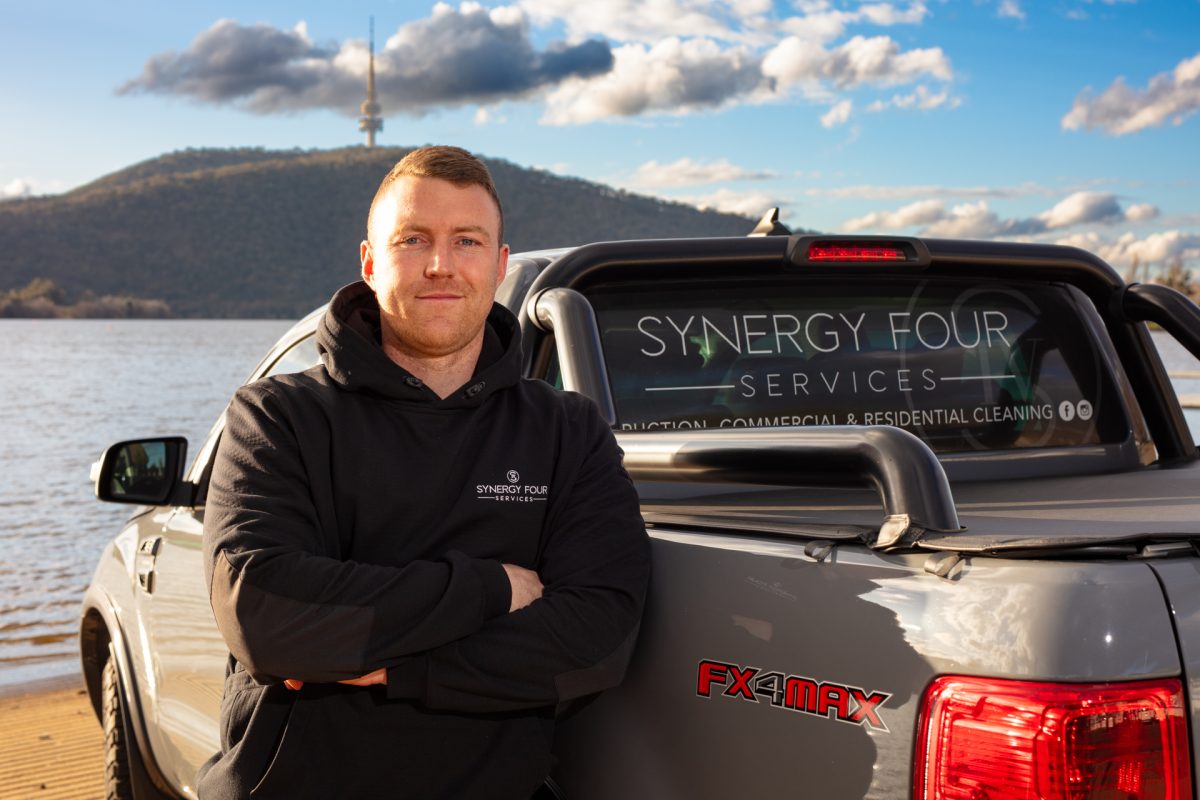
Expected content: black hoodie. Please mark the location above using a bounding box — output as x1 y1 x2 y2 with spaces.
198 282 649 799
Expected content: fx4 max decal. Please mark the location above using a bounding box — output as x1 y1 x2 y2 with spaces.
696 659 893 732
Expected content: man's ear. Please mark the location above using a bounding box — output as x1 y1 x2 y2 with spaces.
496 244 509 286
360 240 375 287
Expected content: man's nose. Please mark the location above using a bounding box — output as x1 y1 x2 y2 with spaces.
425 240 457 278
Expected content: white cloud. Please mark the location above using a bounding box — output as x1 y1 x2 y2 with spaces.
760 36 826 93
859 2 930 27
839 192 1158 237
473 107 508 125
518 0 767 44
921 201 1011 238
997 1 1026 20
540 38 766 124
629 157 774 187
1125 203 1160 222
867 84 958 111
764 34 951 89
826 35 951 87
531 4 949 126
1038 191 1125 228
820 99 853 127
522 0 930 47
1055 230 1200 270
488 3 526 27
674 187 785 217
811 182 1056 200
779 2 930 45
121 9 614 115
1037 191 1161 228
0 178 33 200
124 0 955 127
1062 51 1200 135
842 198 945 231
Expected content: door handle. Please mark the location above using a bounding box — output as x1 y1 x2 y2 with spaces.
136 536 162 594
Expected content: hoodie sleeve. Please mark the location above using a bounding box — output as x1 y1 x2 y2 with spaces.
203 381 511 685
384 398 651 712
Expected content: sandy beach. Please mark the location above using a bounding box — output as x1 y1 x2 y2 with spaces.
0 675 105 800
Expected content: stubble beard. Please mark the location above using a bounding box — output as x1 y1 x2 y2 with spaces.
379 300 489 363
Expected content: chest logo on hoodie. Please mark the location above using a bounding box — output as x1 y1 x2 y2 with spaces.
477 470 548 503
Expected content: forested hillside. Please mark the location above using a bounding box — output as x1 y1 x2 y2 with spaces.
0 147 764 317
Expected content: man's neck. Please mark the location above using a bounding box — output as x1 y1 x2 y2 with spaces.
380 331 485 399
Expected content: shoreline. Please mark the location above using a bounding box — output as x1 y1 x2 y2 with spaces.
0 670 87 700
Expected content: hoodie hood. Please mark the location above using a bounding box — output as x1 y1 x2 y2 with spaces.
316 280 522 409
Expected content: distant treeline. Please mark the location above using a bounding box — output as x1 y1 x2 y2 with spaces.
1127 257 1200 304
0 278 170 318
0 146 768 318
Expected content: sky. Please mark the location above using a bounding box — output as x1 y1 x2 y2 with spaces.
2 0 1198 275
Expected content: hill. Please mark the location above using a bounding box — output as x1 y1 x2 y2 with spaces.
0 147 769 318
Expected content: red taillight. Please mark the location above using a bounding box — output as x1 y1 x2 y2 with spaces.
807 242 908 261
914 676 1192 800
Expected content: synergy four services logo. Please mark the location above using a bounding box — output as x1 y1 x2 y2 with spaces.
477 469 548 503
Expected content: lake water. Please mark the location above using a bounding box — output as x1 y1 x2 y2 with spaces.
0 319 291 688
0 320 1197 690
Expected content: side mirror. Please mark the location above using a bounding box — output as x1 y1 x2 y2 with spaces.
94 437 190 506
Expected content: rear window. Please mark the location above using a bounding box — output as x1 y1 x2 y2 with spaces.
586 277 1129 453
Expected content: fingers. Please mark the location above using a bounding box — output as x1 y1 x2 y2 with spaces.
502 563 544 612
338 668 386 687
284 667 385 691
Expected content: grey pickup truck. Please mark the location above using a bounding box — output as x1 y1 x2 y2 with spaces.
83 231 1200 799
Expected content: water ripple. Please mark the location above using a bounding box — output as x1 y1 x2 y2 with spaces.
0 318 291 687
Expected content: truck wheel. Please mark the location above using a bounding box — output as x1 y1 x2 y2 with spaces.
102 655 136 800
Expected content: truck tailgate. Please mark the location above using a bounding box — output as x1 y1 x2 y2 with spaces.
553 529 1179 798
1149 557 1200 787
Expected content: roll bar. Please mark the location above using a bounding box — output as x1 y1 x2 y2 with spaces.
1123 283 1200 361
528 287 617 426
619 427 963 542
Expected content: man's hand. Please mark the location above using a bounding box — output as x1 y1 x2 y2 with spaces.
503 564 543 612
339 668 386 687
284 668 386 692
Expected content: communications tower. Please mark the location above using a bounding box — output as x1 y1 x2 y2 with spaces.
358 17 383 147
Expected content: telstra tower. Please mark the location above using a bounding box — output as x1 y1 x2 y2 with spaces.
359 17 383 147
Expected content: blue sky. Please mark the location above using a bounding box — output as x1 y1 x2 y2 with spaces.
2 0 1198 274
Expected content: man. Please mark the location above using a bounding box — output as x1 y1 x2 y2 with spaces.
198 146 650 799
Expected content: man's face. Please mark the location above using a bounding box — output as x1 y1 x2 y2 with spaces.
361 175 508 360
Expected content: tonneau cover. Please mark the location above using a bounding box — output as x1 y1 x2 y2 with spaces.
639 460 1200 553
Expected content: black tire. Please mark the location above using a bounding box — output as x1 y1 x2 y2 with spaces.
102 654 136 800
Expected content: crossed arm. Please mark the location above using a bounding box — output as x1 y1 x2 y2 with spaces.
204 383 650 710
283 563 544 690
